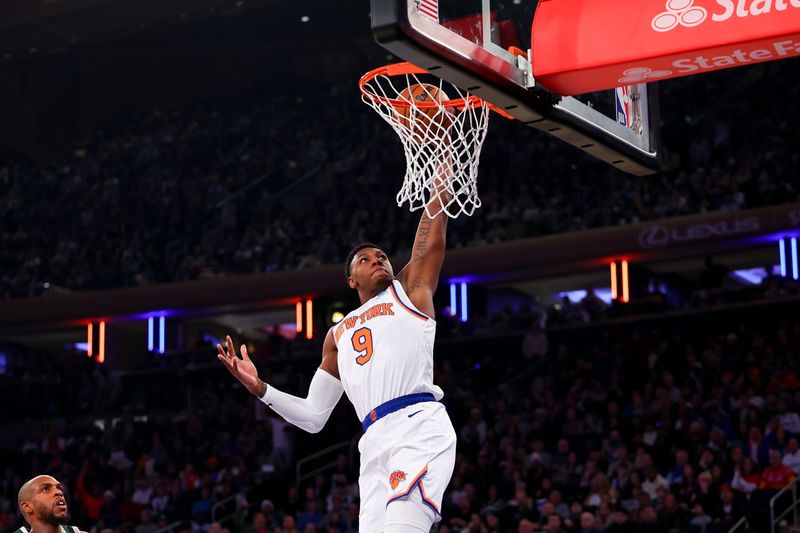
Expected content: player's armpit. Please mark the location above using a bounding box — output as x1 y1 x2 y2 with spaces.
319 328 340 379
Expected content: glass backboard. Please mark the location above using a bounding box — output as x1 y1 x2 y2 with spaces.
371 0 661 175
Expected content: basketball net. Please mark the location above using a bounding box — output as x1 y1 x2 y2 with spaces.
360 63 510 219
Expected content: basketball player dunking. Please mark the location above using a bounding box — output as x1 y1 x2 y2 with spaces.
217 190 457 532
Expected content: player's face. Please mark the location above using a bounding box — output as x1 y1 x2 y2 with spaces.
29 477 69 523
348 248 393 291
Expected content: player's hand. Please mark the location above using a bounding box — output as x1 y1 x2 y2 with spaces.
217 335 263 396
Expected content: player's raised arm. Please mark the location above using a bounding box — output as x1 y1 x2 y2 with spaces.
397 169 451 318
216 331 342 434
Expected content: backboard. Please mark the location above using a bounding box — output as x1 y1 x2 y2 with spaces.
371 0 661 175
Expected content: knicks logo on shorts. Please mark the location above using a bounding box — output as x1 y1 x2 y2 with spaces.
389 470 407 490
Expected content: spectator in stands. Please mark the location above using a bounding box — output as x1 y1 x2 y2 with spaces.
713 484 743 525
689 504 712 530
75 464 104 522
641 466 669 500
731 458 761 494
240 511 267 533
521 318 549 359
759 450 797 490
782 438 800 475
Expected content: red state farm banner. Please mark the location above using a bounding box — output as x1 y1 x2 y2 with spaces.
531 0 800 95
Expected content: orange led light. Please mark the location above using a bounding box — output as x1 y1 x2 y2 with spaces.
621 260 630 304
296 302 303 333
305 300 313 340
610 262 618 300
98 321 106 364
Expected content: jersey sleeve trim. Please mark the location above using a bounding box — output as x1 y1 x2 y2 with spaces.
389 281 430 321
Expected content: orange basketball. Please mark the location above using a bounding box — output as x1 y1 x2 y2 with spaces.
396 83 454 142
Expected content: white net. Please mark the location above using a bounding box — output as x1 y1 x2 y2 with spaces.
360 63 493 219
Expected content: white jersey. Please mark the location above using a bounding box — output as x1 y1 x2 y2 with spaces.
333 279 443 421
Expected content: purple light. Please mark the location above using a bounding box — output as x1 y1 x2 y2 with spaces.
731 268 770 286
460 282 468 322
147 317 154 351
158 316 166 354
792 238 799 281
780 239 787 278
450 283 457 317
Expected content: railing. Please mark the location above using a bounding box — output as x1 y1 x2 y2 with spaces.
153 521 183 533
726 516 748 533
211 493 240 527
295 439 352 485
771 478 799 533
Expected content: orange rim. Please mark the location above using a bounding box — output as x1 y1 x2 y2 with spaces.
359 62 514 119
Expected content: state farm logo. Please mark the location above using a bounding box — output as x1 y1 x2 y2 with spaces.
618 67 673 84
638 217 760 249
652 0 800 32
652 0 708 31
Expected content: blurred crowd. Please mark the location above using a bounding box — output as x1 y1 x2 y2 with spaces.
1 61 798 299
2 301 799 533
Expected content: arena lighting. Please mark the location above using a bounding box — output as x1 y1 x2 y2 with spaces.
158 316 166 354
87 323 93 357
306 300 313 340
331 311 345 323
460 282 468 322
296 302 302 333
621 260 630 304
779 238 787 277
610 262 618 300
560 290 614 305
98 321 106 364
792 238 799 281
147 317 154 352
731 268 770 285
449 283 457 316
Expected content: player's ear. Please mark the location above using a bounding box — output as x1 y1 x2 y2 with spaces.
20 500 32 515
347 276 357 289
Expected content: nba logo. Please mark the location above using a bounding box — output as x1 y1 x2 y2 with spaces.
616 86 632 128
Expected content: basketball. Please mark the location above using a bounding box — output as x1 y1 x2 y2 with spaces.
395 83 454 142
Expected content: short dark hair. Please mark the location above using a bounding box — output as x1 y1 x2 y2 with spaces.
345 242 383 278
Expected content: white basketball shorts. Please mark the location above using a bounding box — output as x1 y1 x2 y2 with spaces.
356 401 457 533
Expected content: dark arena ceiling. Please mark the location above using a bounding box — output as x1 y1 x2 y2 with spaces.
0 0 367 59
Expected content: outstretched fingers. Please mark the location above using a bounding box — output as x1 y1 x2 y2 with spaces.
216 342 228 359
226 335 237 359
216 339 238 376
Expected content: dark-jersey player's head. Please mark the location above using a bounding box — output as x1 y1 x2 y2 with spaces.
345 243 393 299
18 475 70 528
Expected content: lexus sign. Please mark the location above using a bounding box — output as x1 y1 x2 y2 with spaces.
637 217 761 249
